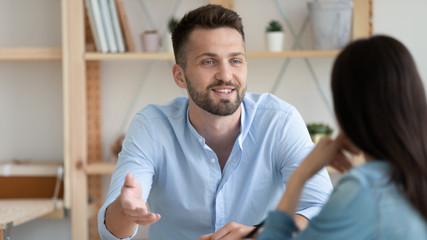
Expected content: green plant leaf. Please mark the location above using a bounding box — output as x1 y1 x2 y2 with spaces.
168 17 179 32
306 123 333 135
266 20 283 32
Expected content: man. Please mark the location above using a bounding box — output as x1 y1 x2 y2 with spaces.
98 4 332 240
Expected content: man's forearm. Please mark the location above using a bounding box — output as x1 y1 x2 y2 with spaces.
105 199 137 238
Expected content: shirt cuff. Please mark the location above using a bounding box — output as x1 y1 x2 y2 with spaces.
296 205 322 220
98 203 138 240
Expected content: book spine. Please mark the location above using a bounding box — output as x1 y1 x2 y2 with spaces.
108 0 125 53
88 0 109 53
115 0 135 52
99 0 118 52
84 0 101 51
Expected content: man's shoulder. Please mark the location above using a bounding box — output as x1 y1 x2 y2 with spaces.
244 92 295 112
138 96 189 119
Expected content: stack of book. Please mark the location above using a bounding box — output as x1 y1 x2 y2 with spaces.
85 0 135 53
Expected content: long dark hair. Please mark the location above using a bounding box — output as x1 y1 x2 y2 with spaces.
332 35 427 220
171 4 245 68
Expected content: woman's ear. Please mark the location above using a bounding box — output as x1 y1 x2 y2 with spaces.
172 64 186 89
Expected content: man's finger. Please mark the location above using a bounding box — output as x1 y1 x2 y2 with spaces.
200 233 213 240
135 213 161 226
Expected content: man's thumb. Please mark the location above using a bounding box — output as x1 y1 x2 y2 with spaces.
123 173 136 188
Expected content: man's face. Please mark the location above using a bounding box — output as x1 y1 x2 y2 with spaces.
182 27 247 116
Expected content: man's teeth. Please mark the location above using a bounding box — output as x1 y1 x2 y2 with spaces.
215 89 232 93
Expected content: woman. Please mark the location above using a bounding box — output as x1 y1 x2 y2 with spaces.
256 35 427 239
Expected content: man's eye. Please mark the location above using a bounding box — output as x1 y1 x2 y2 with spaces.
232 59 242 64
203 60 214 65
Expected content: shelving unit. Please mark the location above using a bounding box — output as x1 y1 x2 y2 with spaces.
0 161 64 240
62 0 373 239
0 199 64 240
0 48 61 61
0 2 64 239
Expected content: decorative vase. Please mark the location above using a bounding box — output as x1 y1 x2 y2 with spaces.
266 32 285 52
307 1 353 50
140 31 160 52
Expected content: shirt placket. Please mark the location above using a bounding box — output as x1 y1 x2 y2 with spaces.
213 145 243 231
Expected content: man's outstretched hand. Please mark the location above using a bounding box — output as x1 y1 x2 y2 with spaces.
119 173 161 226
105 173 160 238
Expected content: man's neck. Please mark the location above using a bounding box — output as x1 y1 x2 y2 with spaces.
189 103 241 170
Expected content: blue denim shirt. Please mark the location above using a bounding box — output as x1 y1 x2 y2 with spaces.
258 160 427 239
98 93 333 240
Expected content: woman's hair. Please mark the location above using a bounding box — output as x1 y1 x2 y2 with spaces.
332 35 427 220
171 4 245 69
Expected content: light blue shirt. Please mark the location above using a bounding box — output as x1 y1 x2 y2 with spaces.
258 161 427 240
98 93 333 240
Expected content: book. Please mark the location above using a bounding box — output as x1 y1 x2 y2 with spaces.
115 0 135 52
87 0 109 53
99 0 118 52
84 0 100 51
108 0 125 53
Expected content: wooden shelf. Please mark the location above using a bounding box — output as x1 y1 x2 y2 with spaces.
85 162 116 175
0 199 63 230
85 52 174 60
246 50 340 58
0 47 61 61
85 50 340 61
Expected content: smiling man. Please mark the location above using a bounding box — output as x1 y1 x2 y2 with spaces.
98 4 332 240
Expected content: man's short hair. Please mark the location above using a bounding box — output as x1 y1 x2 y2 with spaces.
172 4 245 68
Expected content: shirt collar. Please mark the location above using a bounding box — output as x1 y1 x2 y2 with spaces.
185 98 251 150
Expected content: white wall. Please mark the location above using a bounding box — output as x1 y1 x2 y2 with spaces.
2 0 426 239
374 0 427 83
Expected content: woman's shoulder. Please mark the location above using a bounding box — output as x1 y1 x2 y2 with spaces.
340 160 391 188
340 161 427 239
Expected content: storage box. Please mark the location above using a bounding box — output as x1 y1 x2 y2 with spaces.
0 161 63 199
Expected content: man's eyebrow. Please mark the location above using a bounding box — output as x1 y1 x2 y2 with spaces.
195 52 217 60
230 52 245 57
195 52 245 60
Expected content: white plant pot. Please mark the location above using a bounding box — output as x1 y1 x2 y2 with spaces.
140 31 160 52
266 32 285 52
164 32 174 52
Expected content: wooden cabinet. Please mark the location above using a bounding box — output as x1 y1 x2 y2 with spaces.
62 0 373 239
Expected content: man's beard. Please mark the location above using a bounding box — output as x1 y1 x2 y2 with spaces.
185 74 246 116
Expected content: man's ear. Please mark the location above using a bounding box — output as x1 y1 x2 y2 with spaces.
172 64 186 89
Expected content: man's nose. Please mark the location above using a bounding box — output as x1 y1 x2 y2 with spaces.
214 62 233 82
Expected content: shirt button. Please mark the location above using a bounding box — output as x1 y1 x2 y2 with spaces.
211 158 215 163
199 138 203 143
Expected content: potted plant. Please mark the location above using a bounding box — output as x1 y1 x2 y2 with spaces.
265 20 285 52
307 123 333 143
165 17 179 52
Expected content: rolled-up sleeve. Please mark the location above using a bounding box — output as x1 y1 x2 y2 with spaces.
97 113 156 240
98 202 138 240
277 107 333 220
